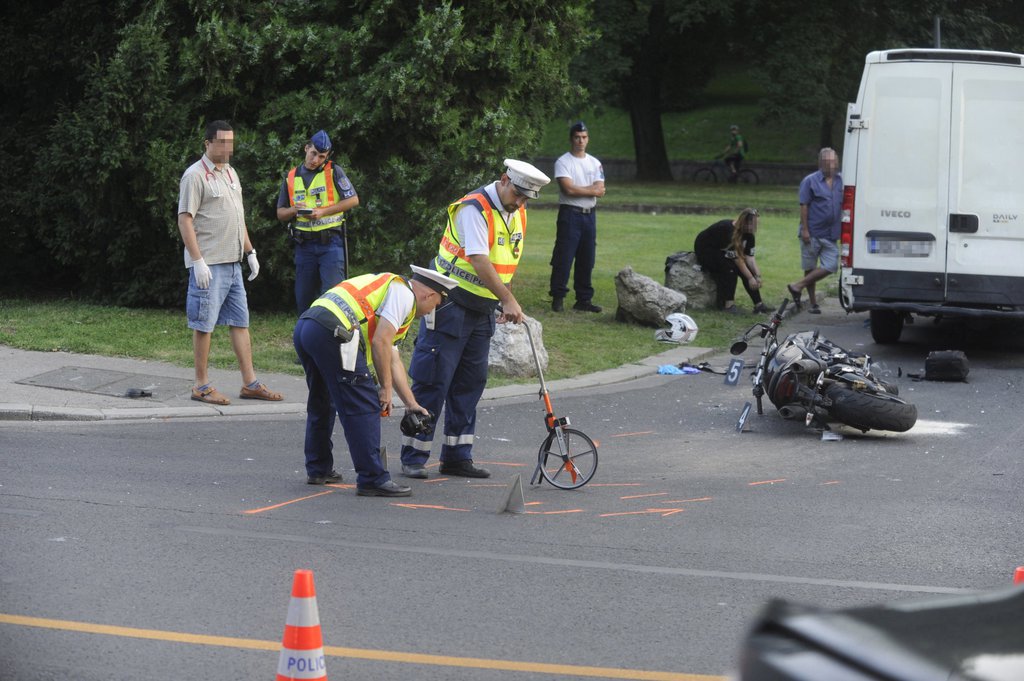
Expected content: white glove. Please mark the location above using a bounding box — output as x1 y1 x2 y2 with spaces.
192 258 212 289
246 250 260 281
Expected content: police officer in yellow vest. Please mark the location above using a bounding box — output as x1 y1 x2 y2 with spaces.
399 159 551 480
293 266 457 496
276 130 359 314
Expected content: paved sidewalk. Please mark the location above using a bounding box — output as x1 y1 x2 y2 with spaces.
0 343 716 422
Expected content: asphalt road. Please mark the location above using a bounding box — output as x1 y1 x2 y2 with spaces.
2 311 1023 680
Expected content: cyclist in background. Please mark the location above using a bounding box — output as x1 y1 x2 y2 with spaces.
721 124 747 183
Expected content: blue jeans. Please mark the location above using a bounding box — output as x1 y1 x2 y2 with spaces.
294 233 346 314
549 206 596 302
186 263 249 332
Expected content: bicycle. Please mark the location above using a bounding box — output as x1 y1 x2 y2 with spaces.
692 158 759 185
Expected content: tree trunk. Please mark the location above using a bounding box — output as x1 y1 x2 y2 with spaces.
628 85 672 181
819 112 835 150
625 0 672 181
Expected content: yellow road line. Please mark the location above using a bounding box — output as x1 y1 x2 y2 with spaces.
0 613 725 681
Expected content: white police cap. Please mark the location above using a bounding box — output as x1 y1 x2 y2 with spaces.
410 264 458 293
503 159 551 199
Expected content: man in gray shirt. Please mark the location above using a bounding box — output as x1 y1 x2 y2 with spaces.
177 120 283 405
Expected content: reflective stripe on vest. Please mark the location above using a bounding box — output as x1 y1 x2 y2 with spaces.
287 162 346 232
435 189 525 300
307 273 415 374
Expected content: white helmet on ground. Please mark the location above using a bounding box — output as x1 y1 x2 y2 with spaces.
654 313 698 344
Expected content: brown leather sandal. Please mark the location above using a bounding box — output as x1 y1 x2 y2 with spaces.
191 385 231 405
239 383 283 401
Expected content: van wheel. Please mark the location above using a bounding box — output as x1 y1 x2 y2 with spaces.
870 310 904 344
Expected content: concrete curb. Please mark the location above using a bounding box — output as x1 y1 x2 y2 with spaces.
0 344 717 422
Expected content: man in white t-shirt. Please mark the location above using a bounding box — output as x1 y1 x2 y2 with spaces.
549 121 606 312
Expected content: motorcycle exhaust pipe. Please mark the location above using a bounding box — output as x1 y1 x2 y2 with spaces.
778 405 808 420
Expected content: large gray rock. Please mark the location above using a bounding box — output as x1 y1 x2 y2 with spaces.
488 315 547 377
664 251 716 309
614 266 688 327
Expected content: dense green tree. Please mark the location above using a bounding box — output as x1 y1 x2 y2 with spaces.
569 0 733 180
748 0 1024 150
0 0 593 306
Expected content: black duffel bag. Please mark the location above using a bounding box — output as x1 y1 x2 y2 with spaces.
924 350 970 382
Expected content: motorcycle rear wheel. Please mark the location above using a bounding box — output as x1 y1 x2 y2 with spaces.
824 384 917 433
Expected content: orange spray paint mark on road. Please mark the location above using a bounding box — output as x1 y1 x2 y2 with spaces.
611 431 655 438
243 489 335 514
620 492 668 500
748 479 787 486
664 497 713 504
525 509 584 515
820 480 840 485
390 503 471 512
600 508 686 518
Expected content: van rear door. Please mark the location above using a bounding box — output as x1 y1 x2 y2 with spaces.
851 59 952 304
945 62 1024 306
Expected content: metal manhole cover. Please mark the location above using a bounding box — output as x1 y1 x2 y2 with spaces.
16 366 194 402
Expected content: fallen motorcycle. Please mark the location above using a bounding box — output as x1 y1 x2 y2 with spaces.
730 300 917 433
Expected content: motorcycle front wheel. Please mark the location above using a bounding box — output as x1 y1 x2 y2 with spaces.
824 384 917 432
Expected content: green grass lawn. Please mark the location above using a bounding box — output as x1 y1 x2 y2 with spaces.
540 105 833 164
0 184 837 386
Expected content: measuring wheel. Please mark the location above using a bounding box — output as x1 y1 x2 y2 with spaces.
535 427 599 490
523 322 599 489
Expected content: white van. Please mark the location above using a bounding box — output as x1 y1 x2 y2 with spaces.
839 48 1024 343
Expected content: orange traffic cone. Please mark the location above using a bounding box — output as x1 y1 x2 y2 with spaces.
276 569 327 681
1014 567 1024 585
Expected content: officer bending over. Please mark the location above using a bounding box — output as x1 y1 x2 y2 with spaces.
293 266 457 497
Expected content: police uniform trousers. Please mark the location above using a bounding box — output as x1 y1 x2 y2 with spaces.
400 301 494 466
293 318 390 488
294 231 346 314
549 205 596 302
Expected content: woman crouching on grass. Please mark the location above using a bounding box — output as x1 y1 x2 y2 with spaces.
693 207 769 315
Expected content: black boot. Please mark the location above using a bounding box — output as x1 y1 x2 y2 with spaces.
551 297 564 312
573 300 602 313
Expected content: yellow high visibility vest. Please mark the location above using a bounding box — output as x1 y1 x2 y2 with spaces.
433 188 525 300
308 273 415 375
287 162 347 233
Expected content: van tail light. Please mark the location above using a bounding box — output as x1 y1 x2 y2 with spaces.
840 185 855 268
